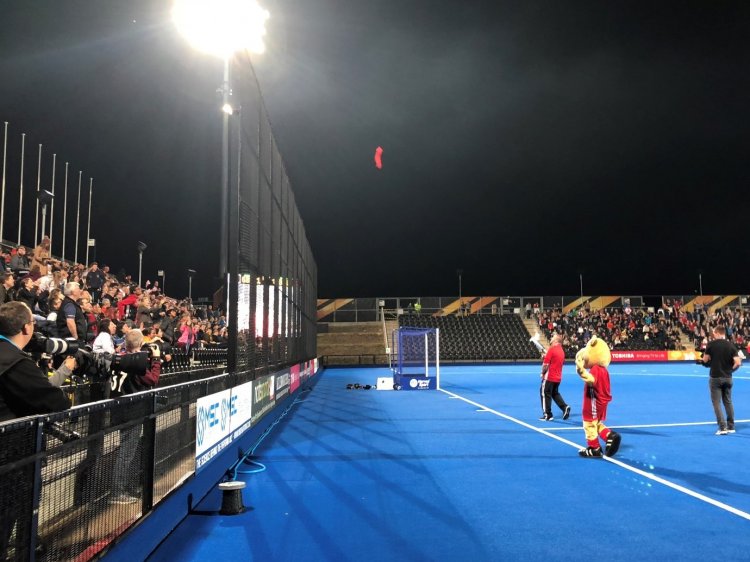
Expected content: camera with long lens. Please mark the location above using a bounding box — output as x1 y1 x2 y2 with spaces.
26 333 113 380
26 332 82 356
110 350 150 374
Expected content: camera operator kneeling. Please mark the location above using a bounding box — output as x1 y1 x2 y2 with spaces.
0 301 71 422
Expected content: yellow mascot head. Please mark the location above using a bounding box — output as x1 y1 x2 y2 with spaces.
575 335 611 370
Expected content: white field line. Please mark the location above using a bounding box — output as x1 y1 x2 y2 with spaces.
439 388 750 522
442 370 750 381
542 419 750 431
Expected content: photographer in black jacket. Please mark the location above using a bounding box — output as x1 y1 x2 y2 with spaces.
0 301 71 422
0 301 72 559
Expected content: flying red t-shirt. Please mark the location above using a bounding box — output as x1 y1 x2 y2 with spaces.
543 344 565 383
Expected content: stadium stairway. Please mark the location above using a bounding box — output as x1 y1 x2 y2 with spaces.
522 316 549 347
317 321 388 365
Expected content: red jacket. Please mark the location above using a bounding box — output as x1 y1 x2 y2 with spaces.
117 294 138 320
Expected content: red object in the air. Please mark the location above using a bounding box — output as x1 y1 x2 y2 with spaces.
374 146 383 169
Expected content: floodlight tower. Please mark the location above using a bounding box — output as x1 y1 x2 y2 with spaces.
172 0 269 276
173 0 269 373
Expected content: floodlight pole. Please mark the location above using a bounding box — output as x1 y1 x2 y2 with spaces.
699 273 703 297
219 58 230 279
579 273 583 301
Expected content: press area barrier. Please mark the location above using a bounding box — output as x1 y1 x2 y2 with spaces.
0 356 320 562
60 349 230 406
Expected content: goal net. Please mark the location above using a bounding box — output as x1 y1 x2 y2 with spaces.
391 327 440 390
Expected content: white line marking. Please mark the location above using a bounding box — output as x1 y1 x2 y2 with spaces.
439 388 750 522
542 420 750 431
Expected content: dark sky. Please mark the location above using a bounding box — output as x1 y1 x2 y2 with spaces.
1 1 749 299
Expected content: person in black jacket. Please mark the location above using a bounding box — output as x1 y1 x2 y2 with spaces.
0 273 14 305
701 325 742 435
56 282 87 342
0 301 72 559
0 301 71 422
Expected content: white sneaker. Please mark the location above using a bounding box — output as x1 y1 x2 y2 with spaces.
727 429 736 434
715 429 728 435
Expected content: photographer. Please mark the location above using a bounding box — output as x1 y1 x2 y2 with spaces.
109 329 163 504
0 301 71 422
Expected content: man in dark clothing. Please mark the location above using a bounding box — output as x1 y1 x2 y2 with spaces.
85 262 106 304
701 325 741 435
0 301 72 559
0 301 71 421
9 246 30 272
56 282 87 342
0 273 14 304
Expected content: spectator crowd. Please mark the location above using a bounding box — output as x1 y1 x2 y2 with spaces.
537 298 750 358
537 301 685 357
0 241 227 354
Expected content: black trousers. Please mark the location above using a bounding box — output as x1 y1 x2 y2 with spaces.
709 376 734 430
540 380 568 416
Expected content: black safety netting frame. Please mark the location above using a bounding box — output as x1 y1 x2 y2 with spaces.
0 373 235 562
226 53 317 380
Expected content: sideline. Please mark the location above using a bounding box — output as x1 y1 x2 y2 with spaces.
541 419 750 431
440 388 750 522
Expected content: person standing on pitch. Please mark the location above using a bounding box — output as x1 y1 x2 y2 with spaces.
701 325 741 435
539 333 571 421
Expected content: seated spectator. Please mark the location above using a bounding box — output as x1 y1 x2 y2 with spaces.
15 276 38 312
9 246 30 272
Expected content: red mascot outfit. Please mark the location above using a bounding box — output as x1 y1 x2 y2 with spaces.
575 335 621 458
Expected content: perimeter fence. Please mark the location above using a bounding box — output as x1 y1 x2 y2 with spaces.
0 349 313 562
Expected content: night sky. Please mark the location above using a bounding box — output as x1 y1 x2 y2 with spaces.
1 1 749 299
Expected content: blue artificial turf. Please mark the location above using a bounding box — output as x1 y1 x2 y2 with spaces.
148 363 750 561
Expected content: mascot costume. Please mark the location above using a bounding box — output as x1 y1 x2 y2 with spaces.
575 335 621 458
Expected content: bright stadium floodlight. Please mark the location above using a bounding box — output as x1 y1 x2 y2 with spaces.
173 0 269 376
172 0 270 59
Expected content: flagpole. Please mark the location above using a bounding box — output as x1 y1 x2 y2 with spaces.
85 178 92 266
62 162 68 262
49 153 56 247
34 143 42 246
74 170 81 264
17 133 25 245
